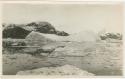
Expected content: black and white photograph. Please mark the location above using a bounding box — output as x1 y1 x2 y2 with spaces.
1 1 123 77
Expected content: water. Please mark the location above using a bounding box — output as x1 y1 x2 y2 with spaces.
56 56 122 76
3 54 122 76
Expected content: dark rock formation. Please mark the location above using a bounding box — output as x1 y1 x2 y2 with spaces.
100 33 122 40
26 21 69 36
2 21 69 39
3 26 31 39
26 22 56 33
56 30 69 36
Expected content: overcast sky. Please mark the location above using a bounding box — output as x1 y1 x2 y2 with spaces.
2 3 123 34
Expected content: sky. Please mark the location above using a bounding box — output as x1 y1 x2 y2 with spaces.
2 3 123 34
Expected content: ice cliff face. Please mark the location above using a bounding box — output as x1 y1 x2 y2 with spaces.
67 31 100 42
25 30 100 46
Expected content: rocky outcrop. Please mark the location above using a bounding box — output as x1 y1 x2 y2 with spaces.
16 65 95 76
26 21 69 36
27 21 57 34
2 21 69 39
100 33 122 40
3 26 30 39
56 30 69 36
